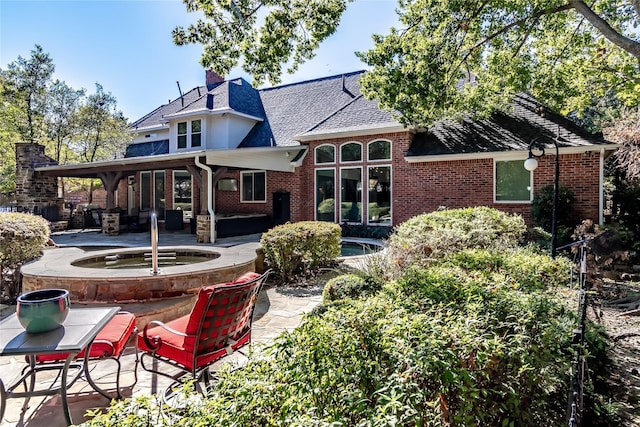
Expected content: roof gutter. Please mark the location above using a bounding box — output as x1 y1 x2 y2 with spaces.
295 124 407 142
194 155 215 244
404 144 620 163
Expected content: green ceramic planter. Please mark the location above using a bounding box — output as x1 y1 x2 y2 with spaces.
17 289 70 333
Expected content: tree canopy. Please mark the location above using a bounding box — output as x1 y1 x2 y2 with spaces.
0 45 131 195
175 0 640 127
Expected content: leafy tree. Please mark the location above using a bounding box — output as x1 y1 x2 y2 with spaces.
604 107 640 182
0 74 21 194
177 0 640 127
1 44 55 143
173 0 349 85
47 80 85 163
69 83 131 202
71 83 130 163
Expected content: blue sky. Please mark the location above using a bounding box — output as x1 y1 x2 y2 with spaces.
1 0 399 122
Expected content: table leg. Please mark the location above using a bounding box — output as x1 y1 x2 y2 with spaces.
0 377 6 422
60 355 76 426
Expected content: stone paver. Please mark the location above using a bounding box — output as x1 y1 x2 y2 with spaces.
0 230 322 427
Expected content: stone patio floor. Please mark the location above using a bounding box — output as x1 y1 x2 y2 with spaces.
0 228 323 427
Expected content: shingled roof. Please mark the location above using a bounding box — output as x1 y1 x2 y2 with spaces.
241 70 382 147
129 78 264 132
408 93 610 158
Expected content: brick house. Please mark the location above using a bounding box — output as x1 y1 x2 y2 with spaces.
30 70 618 240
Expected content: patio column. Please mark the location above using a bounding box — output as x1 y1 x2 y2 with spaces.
97 171 125 210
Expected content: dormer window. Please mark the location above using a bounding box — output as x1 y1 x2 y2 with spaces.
177 119 202 149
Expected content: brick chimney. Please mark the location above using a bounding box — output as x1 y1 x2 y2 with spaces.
206 69 224 89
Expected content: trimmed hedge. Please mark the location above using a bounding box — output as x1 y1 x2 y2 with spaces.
261 221 341 282
0 213 50 302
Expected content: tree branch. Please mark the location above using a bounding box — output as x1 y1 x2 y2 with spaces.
568 0 640 58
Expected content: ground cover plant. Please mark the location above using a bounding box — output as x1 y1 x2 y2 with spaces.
82 208 605 426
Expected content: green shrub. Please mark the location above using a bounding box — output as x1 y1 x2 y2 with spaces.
321 273 380 303
261 221 341 282
0 212 50 302
531 185 576 247
83 248 584 427
387 207 527 272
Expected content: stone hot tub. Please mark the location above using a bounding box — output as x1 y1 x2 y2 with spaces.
20 243 260 328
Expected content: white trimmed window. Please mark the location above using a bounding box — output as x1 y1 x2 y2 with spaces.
340 142 362 163
368 139 391 161
241 170 266 203
315 144 335 164
494 159 532 202
340 167 362 223
315 168 335 222
173 170 193 219
177 119 202 149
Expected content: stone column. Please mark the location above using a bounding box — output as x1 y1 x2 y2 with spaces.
15 143 61 213
102 213 120 236
196 215 211 243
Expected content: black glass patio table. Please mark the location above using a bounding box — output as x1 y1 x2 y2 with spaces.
0 306 120 426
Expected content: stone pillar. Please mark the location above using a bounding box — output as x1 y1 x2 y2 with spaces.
15 143 61 213
102 213 120 236
196 215 211 243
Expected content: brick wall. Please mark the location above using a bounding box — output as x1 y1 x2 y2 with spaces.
279 133 604 227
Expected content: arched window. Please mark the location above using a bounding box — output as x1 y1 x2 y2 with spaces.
340 142 362 162
368 140 391 161
315 144 335 164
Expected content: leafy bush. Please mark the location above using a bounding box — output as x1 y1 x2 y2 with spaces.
531 185 576 246
83 248 585 427
386 207 527 272
321 273 380 304
261 221 341 282
0 212 50 302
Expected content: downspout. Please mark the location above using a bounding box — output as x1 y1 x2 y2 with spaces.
194 156 215 244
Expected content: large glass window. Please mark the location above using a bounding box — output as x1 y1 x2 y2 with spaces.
315 144 335 164
368 166 391 224
495 159 532 202
140 171 166 218
173 171 192 219
154 171 166 219
340 142 362 162
140 172 151 210
316 169 335 222
368 140 391 161
340 167 362 223
241 171 266 202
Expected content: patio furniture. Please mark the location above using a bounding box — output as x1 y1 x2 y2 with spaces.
128 207 150 232
0 307 121 426
138 269 271 396
32 311 138 400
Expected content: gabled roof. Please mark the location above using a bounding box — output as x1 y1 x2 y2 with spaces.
129 78 264 131
407 93 614 159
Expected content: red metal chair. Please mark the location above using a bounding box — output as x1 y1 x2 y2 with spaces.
138 269 271 395
32 311 138 400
